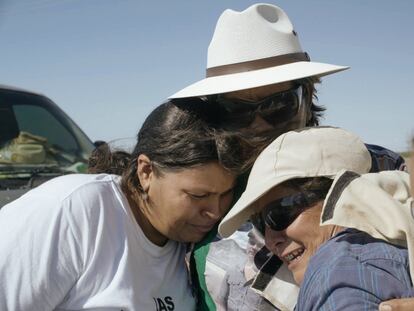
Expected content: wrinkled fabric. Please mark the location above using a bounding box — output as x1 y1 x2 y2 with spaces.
297 228 414 311
321 170 414 280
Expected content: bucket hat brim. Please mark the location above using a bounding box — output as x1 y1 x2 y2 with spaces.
218 172 338 238
218 127 371 238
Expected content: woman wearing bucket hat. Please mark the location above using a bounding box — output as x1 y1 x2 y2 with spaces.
377 139 414 311
0 98 253 311
219 127 414 310
170 3 406 310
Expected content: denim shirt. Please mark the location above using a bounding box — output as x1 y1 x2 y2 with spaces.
366 143 406 172
297 228 414 311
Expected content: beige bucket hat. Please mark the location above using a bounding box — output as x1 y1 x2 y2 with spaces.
170 3 349 99
218 126 372 238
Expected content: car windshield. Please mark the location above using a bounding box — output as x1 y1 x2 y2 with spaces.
0 88 95 178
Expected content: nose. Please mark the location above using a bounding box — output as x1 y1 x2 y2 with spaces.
201 197 223 221
264 226 287 256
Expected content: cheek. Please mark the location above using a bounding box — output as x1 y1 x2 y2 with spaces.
285 214 321 246
149 188 191 226
286 219 332 260
220 194 234 214
166 197 197 224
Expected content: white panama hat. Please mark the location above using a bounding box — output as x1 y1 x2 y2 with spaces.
170 3 349 99
218 127 372 238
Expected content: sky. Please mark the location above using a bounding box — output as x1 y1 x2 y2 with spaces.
0 0 413 152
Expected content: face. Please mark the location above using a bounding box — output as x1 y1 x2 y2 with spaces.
222 81 309 133
137 158 236 246
254 185 336 285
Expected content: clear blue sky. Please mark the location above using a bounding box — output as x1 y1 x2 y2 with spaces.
1 0 413 152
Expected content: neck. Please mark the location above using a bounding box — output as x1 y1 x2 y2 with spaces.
330 225 345 238
124 189 168 247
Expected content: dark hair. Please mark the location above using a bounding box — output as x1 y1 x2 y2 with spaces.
121 98 253 197
302 77 324 126
285 176 333 196
88 143 130 175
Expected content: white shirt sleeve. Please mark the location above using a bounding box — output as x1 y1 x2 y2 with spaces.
0 190 85 311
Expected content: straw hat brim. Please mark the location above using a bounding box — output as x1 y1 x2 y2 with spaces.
170 61 349 99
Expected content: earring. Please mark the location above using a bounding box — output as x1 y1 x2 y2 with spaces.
141 191 148 202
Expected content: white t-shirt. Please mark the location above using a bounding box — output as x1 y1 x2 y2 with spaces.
0 174 196 311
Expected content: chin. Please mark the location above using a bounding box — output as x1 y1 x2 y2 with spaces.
293 272 304 285
187 234 206 243
176 232 206 244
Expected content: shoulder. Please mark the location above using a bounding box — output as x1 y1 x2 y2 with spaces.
316 229 408 257
20 173 122 209
298 229 413 310
52 174 128 231
1 174 126 233
307 229 410 281
365 143 406 172
37 173 120 196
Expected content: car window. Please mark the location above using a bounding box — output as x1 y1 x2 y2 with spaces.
13 104 78 153
0 87 95 207
0 106 19 146
0 88 94 170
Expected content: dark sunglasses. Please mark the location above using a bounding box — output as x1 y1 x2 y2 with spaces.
217 85 303 127
251 190 325 235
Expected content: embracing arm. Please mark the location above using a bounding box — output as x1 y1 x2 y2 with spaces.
297 254 413 311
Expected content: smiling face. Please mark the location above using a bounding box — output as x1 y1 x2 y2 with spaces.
136 156 236 246
255 184 337 285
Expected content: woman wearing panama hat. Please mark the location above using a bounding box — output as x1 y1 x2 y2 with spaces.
170 3 407 310
169 3 347 139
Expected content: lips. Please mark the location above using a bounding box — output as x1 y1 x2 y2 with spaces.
191 223 215 233
281 247 305 264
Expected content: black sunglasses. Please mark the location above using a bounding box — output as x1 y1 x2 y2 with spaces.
217 85 303 127
251 190 325 235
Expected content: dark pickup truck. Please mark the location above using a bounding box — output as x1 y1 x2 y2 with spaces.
0 85 95 207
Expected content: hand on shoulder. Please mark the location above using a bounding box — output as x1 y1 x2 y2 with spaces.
379 298 414 311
